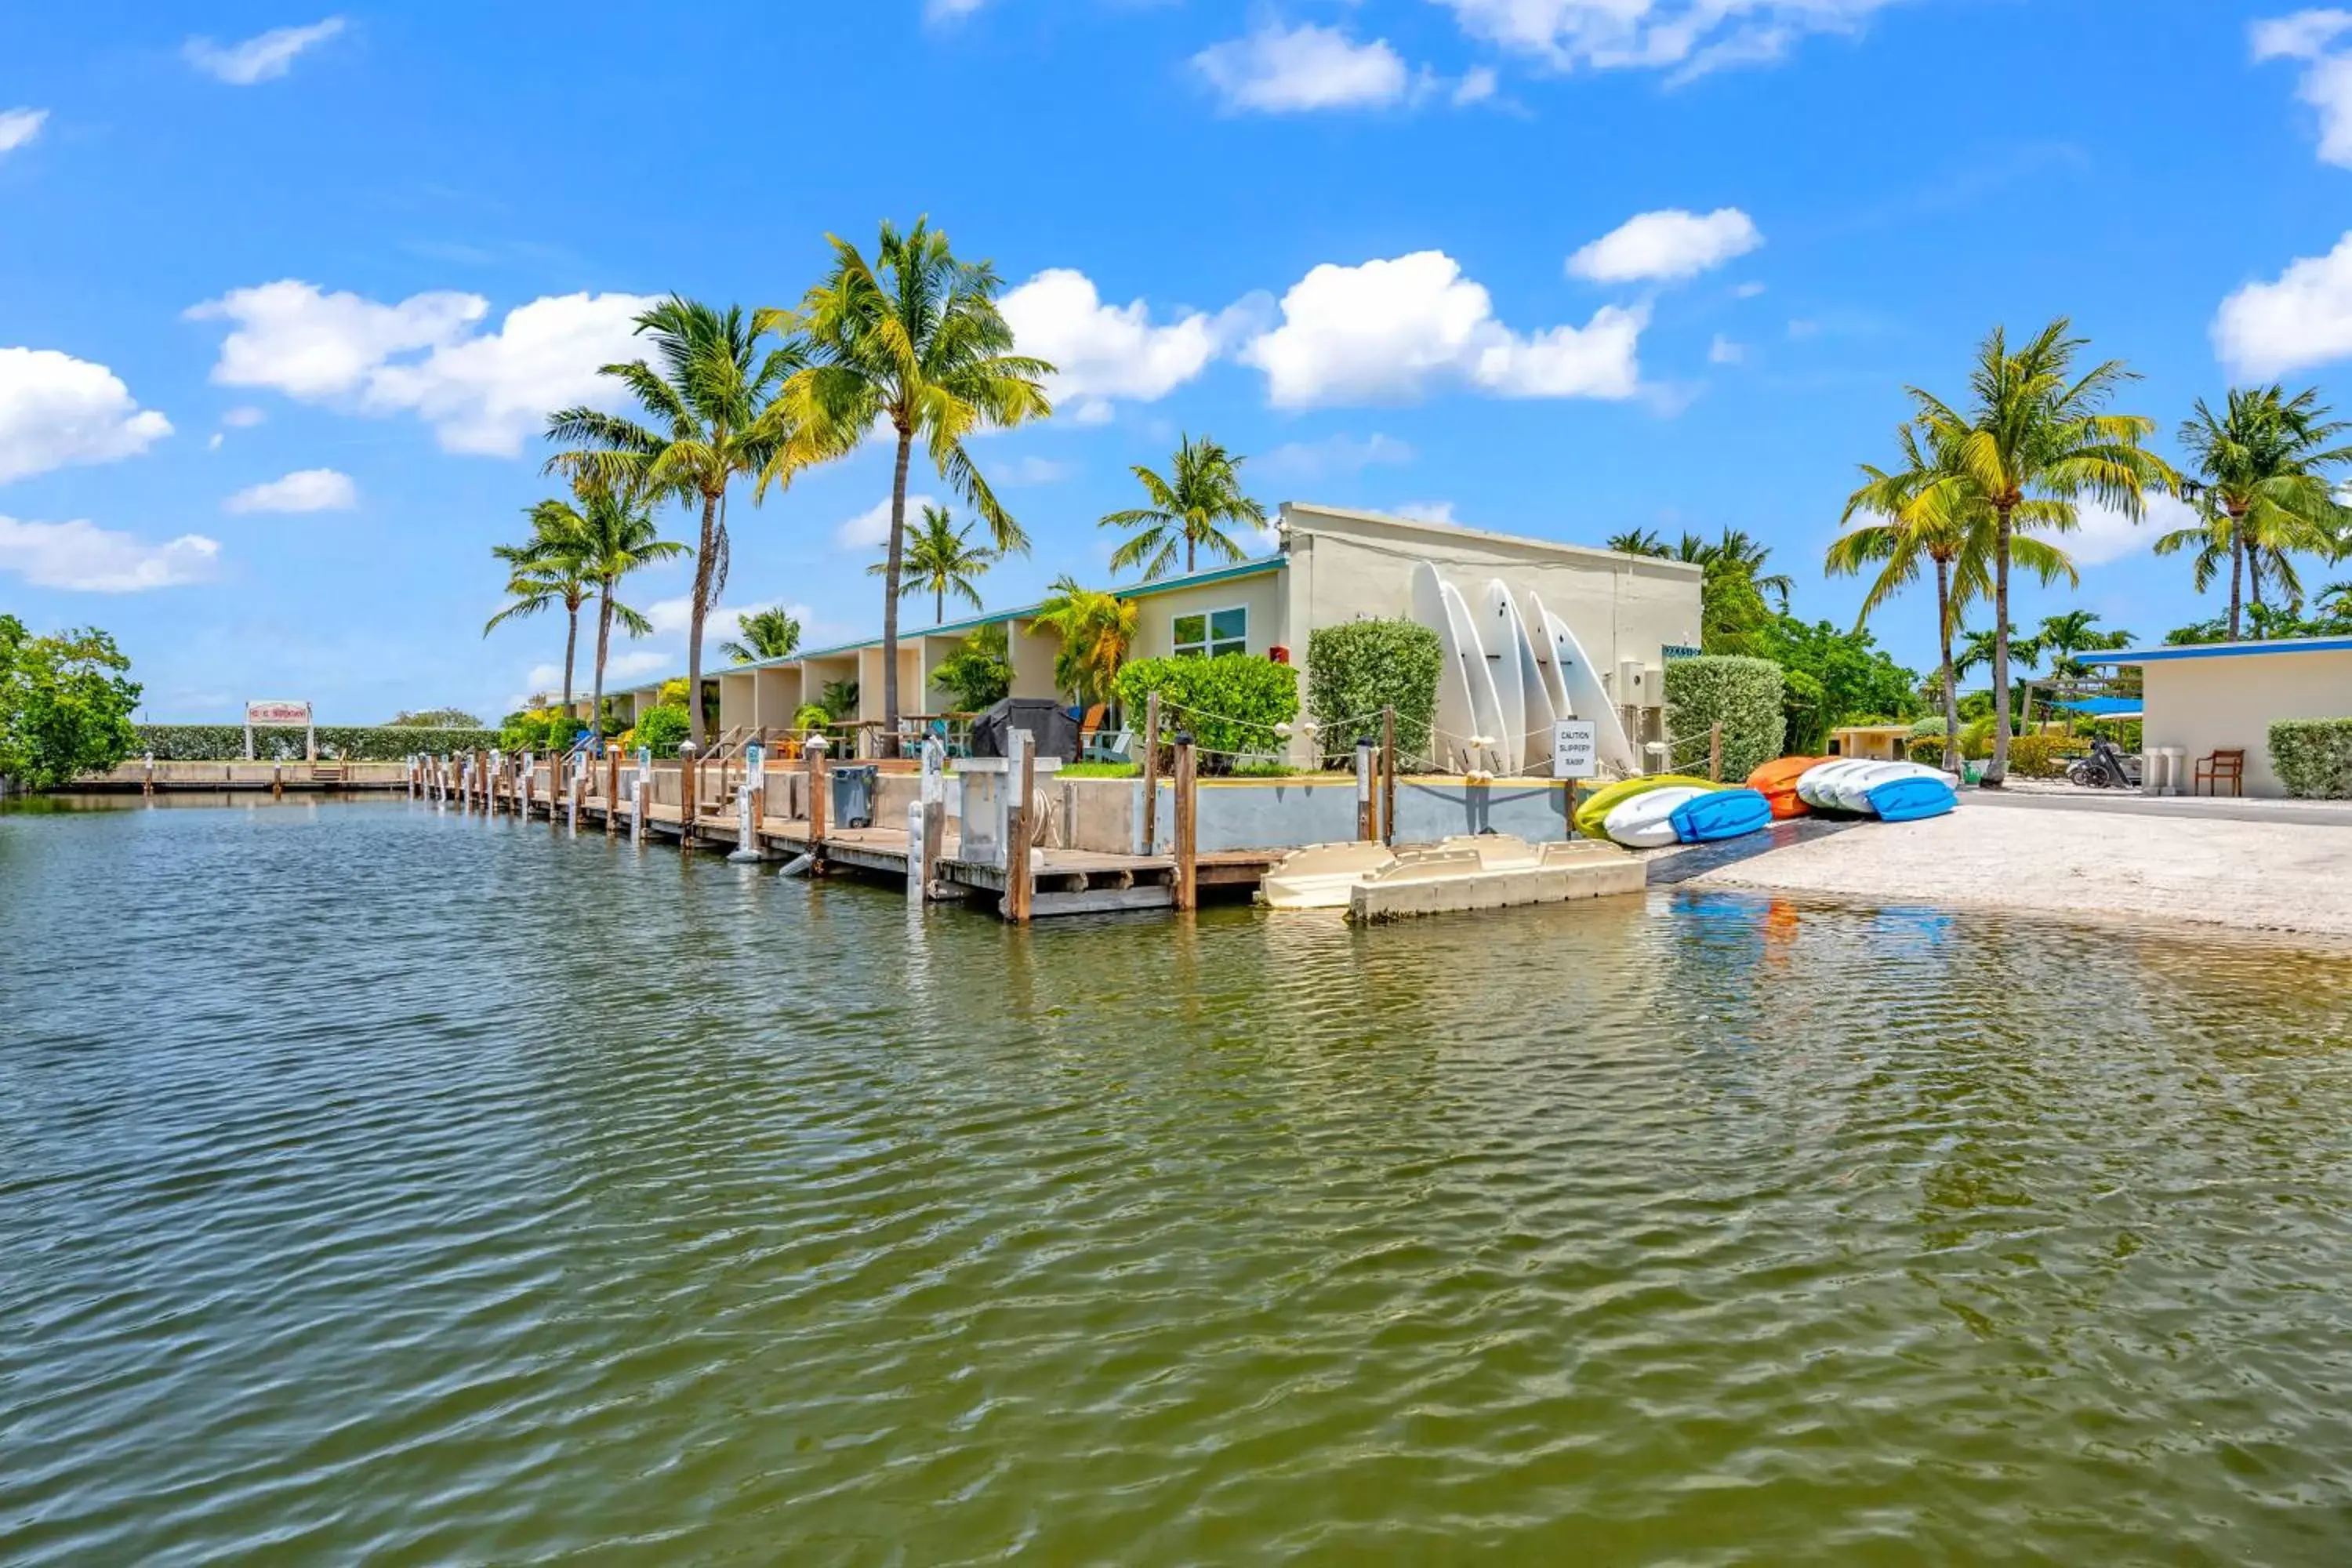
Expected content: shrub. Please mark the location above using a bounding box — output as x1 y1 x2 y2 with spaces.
1116 654 1301 772
1908 715 1947 739
1664 655 1786 781
1959 716 1997 760
633 704 691 757
931 624 1012 712
499 707 582 753
2005 733 2066 779
792 704 833 734
133 723 502 761
1907 736 1950 765
1305 619 1440 768
2272 718 2352 798
1782 667 1829 755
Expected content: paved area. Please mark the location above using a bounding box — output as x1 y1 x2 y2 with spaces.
1965 784 2352 828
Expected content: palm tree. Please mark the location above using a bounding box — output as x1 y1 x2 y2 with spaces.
1028 576 1136 706
546 297 799 747
1099 434 1269 579
1830 421 2076 769
2171 386 2352 639
1955 623 2044 682
1675 528 1794 609
721 607 801 664
776 219 1053 746
2035 608 2133 680
1606 528 1668 557
869 503 997 622
571 476 688 740
1906 320 2173 785
485 501 597 721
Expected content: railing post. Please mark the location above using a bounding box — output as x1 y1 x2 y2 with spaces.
1142 689 1162 855
1005 728 1034 924
1708 722 1723 783
1381 706 1398 847
1172 734 1198 913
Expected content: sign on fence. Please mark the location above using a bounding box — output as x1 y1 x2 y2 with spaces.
245 700 312 727
1552 719 1598 780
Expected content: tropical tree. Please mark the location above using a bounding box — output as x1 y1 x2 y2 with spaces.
570 477 687 739
1830 420 2076 769
776 218 1053 746
0 615 143 789
870 503 997 622
1904 320 2173 784
1675 528 1795 609
546 297 799 747
1029 576 1136 706
1099 434 1268 579
2034 608 2133 680
1606 528 1668 557
485 501 597 721
2168 385 2352 638
721 607 801 664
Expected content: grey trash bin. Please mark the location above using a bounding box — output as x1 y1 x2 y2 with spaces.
829 764 878 829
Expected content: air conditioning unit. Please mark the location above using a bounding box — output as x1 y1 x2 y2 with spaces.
1616 659 1649 707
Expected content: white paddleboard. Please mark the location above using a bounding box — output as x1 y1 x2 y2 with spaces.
1409 562 1478 773
1603 784 1711 848
1479 580 1530 775
1439 579 1509 775
1512 593 1559 775
1534 598 1636 776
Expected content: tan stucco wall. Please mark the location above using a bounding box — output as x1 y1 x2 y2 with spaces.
1127 571 1287 662
1007 615 1061 700
2143 649 2352 797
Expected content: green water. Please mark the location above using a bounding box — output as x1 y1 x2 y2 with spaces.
5 797 2352 1563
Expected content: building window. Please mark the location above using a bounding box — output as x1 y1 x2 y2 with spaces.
1173 606 1248 659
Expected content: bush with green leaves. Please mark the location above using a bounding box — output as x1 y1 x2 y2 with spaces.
132 724 503 762
1663 655 1785 780
1781 667 1829 754
2271 718 2352 798
1908 715 1947 739
1907 736 1948 765
792 704 833 734
1115 654 1300 772
632 704 691 757
931 624 1012 712
2 617 143 788
1959 715 1997 760
2005 734 2067 779
499 708 585 753
1305 619 1440 768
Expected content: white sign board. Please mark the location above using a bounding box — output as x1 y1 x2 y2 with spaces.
1552 719 1599 779
246 699 311 727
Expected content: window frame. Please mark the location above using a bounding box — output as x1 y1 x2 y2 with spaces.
1172 603 1250 659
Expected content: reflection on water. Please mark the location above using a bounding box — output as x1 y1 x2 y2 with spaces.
5 799 2352 1563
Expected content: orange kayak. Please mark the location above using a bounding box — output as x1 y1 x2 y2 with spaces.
1748 756 1831 818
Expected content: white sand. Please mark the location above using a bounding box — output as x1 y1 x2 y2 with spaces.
1695 808 2352 938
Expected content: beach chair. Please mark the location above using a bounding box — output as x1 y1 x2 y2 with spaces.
1082 727 1134 765
2194 748 2245 797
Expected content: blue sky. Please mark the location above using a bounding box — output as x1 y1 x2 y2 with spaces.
5 1 2350 721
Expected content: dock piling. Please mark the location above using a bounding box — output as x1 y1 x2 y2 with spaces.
806 737 829 872
1356 735 1377 841
1142 691 1162 854
1006 729 1035 924
1381 707 1397 846
604 747 620 837
1172 735 1197 913
679 742 699 848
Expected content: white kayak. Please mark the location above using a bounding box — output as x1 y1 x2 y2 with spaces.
1795 759 1878 811
1603 785 1714 848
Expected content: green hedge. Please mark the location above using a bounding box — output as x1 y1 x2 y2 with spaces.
2272 718 2352 798
633 704 691 757
1664 655 1786 780
134 724 502 761
1305 619 1439 768
1116 654 1301 772
1782 667 1828 755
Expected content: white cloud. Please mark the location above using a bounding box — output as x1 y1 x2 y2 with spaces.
1733 280 1768 299
223 468 357 514
993 455 1074 486
185 17 347 85
0 516 219 592
2252 10 2352 165
1708 334 1746 365
1243 250 1646 407
1569 208 1762 283
1453 66 1501 105
604 648 676 681
1193 23 1411 112
2066 492 2198 567
222 405 267 427
0 107 48 156
1393 501 1461 525
1435 0 1899 80
1261 432 1417 479
208 434 223 452
2213 230 2352 376
834 495 938 551
1787 318 1821 339
187 281 656 456
926 0 989 18
1000 269 1239 408
0 348 173 484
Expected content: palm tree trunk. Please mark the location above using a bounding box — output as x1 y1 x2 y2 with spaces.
687 491 719 749
1985 506 2013 787
883 427 913 750
1187 535 1195 575
2227 509 2246 641
1935 556 1962 775
936 586 944 626
590 591 613 742
561 602 579 730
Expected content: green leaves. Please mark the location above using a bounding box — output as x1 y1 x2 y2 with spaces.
0 618 143 789
1098 434 1266 580
1662 655 1786 779
1116 654 1301 771
2271 719 2352 799
1305 619 1439 768
930 624 1013 712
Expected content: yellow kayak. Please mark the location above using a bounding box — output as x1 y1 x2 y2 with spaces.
1573 774 1720 839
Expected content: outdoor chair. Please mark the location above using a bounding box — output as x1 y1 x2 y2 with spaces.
2194 748 2245 797
1082 728 1134 766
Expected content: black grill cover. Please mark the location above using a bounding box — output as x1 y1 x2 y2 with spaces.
971 698 1080 763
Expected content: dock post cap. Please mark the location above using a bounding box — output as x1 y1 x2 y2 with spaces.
679 742 698 757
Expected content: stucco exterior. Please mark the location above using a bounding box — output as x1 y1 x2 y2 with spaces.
2114 641 2352 797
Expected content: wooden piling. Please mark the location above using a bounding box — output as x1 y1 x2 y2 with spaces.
1708 722 1723 783
1381 706 1398 846
1006 731 1035 924
1171 735 1197 913
271 761 284 799
604 747 620 837
806 743 828 869
916 739 945 903
143 753 155 798
679 744 699 848
1142 690 1162 852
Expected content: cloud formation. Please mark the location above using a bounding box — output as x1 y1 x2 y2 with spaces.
835 495 939 551
999 269 1244 419
1568 207 1762 282
1193 23 1412 113
0 107 47 157
1434 0 1899 81
224 468 358 514
0 348 173 485
2253 9 2352 165
185 17 347 85
2213 230 2352 376
0 516 219 592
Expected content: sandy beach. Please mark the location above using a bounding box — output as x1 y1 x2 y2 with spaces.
1694 800 2352 939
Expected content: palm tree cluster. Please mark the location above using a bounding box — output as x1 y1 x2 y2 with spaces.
2155 387 2352 638
1099 434 1269 579
1606 528 1791 653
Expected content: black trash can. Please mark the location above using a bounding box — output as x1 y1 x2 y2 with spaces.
829 764 878 829
971 698 1081 763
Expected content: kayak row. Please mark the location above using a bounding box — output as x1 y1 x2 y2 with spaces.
1573 757 1961 850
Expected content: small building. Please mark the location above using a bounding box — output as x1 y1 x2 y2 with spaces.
600 502 1704 770
2091 634 2352 797
1829 724 1918 762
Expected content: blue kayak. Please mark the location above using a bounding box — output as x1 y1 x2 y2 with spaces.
1867 775 1957 822
1671 786 1773 843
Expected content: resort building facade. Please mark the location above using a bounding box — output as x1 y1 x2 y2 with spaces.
2095 634 2352 797
601 503 1705 769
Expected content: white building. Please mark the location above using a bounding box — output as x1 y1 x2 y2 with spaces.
2093 634 2352 797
